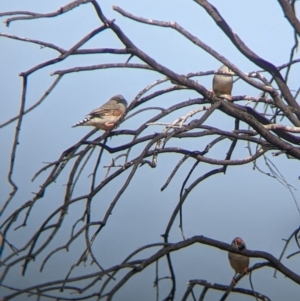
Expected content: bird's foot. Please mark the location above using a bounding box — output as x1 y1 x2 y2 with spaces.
217 94 232 101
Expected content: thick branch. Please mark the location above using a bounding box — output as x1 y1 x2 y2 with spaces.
277 0 300 35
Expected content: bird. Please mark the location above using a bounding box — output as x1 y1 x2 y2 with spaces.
72 94 127 130
228 237 249 278
212 65 233 98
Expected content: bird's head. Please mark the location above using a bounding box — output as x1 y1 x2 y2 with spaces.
218 64 232 74
231 237 246 251
111 94 128 107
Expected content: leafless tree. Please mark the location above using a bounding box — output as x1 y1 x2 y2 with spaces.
1 1 300 300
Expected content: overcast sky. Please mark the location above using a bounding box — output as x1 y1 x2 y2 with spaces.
1 1 300 300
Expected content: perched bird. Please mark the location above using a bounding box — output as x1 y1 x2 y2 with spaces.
212 65 233 97
72 94 127 130
228 237 249 277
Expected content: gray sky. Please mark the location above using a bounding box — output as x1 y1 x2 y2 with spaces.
1 0 300 300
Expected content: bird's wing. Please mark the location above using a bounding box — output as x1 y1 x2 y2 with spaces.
89 107 110 117
89 105 124 118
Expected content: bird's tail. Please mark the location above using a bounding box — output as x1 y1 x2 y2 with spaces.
72 117 91 127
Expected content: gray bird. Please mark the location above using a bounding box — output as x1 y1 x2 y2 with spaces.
72 94 127 130
213 65 233 97
228 237 249 277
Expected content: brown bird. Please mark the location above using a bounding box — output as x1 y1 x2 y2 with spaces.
228 237 249 278
72 94 127 130
212 65 233 97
